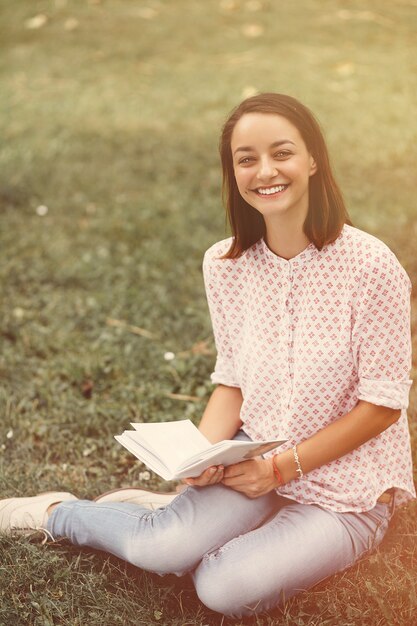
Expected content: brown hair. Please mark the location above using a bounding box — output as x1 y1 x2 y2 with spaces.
219 93 352 258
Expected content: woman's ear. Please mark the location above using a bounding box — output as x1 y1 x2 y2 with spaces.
309 156 318 176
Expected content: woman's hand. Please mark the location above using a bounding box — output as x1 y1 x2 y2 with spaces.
182 465 225 487
221 457 278 498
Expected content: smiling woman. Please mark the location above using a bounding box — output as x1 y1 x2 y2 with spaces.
220 93 351 258
231 113 317 259
0 93 414 620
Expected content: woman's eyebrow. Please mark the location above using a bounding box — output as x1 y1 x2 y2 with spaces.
233 139 295 156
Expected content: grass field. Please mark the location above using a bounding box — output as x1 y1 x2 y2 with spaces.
1 0 416 624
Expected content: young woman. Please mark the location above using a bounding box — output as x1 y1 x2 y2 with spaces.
1 93 415 618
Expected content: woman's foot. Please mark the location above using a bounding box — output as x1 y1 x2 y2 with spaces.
94 487 179 509
0 492 77 536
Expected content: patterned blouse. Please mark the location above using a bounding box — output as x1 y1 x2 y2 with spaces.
203 224 415 512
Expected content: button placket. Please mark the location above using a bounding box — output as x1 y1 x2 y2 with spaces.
286 263 295 409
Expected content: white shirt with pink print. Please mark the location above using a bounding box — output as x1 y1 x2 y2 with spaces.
203 224 415 512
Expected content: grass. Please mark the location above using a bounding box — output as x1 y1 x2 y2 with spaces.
1 0 416 624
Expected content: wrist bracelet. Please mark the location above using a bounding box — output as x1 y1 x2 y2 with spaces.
271 455 284 486
292 445 304 479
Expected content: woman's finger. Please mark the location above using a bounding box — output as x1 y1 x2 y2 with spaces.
204 466 223 485
223 462 248 479
184 466 224 487
210 467 224 484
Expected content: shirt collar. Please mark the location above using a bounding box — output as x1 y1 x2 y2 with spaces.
259 236 319 267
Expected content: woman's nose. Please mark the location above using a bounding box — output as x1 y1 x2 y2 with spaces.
257 157 278 180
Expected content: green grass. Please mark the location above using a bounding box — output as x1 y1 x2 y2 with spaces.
1 0 416 624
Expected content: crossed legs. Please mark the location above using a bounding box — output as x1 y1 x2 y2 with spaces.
47 485 392 617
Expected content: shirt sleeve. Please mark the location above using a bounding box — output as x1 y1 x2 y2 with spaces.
202 250 240 387
351 248 413 410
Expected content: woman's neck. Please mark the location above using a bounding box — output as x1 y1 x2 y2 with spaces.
264 222 310 261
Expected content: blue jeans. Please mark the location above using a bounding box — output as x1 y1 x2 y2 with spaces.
47 446 393 617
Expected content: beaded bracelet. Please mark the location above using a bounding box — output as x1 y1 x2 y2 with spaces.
271 455 284 486
292 445 304 479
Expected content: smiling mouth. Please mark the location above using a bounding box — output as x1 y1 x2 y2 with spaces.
253 184 290 196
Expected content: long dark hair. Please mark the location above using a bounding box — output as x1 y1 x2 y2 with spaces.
219 93 352 258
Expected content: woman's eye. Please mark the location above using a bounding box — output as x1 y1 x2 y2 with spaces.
238 157 254 165
274 151 291 159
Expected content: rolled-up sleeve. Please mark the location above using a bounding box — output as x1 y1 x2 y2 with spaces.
203 251 240 387
351 249 413 410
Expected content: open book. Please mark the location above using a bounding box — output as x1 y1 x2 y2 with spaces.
115 420 286 481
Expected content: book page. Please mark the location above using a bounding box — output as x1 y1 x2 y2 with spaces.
114 433 172 479
129 420 211 470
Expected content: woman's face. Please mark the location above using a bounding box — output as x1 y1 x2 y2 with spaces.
230 112 317 223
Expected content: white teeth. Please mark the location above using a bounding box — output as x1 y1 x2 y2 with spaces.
257 185 287 195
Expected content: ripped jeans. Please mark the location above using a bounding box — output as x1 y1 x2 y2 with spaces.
47 443 393 617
